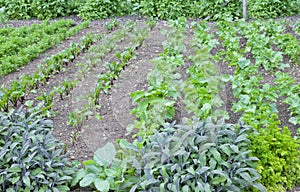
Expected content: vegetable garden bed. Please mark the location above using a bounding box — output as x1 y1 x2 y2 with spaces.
0 16 299 191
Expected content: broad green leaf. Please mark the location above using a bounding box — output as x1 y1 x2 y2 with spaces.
197 166 210 175
253 183 267 192
220 144 231 156
230 145 239 153
289 117 298 125
239 172 252 182
94 142 116 166
8 166 21 173
79 173 96 187
12 176 20 184
94 178 110 192
71 169 86 187
182 185 190 192
187 166 195 175
55 185 70 192
130 90 145 104
209 158 217 170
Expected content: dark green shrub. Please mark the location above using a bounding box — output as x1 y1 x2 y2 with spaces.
2 0 71 20
248 0 300 18
77 0 133 20
2 0 32 19
0 108 74 191
138 0 242 20
73 118 266 191
31 0 71 19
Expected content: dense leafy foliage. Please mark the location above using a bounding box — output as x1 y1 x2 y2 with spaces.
77 0 133 20
1 0 299 20
248 0 300 18
0 108 74 191
73 119 265 192
248 115 300 191
0 0 71 19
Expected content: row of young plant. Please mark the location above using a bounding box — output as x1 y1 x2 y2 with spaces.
215 19 300 191
67 20 155 147
0 20 90 77
128 18 187 138
184 21 228 122
0 32 99 115
66 20 139 133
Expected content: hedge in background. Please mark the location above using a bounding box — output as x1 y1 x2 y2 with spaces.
1 0 299 20
0 0 71 20
137 0 242 20
76 0 133 20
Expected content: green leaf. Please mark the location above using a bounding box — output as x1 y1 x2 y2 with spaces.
182 185 190 192
253 183 267 192
230 145 239 153
187 166 195 175
209 158 217 170
211 176 227 185
72 169 87 186
209 148 222 163
289 117 298 125
8 166 21 173
130 90 145 104
12 176 20 184
94 142 116 166
79 173 96 187
22 175 30 187
219 144 231 156
94 178 110 192
197 166 210 175
234 134 248 143
239 172 252 182
55 185 70 192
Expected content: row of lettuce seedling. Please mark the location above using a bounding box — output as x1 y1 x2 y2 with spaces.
0 20 90 77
